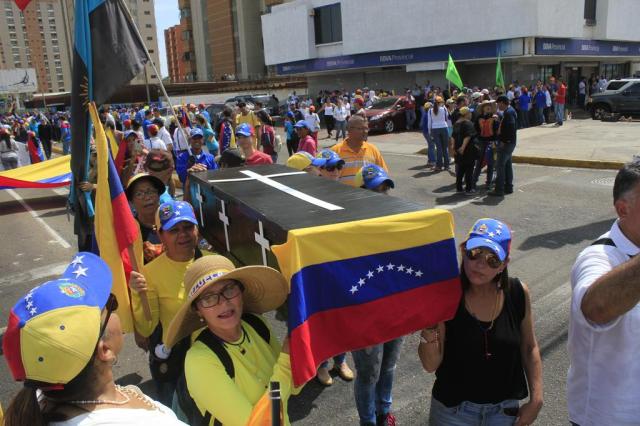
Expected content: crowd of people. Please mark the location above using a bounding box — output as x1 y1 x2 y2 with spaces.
1 75 639 426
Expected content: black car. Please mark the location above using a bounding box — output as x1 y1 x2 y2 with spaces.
588 79 640 119
225 94 281 117
205 103 226 132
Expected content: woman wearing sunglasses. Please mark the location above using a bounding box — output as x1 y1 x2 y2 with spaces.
419 218 543 426
316 148 345 182
164 255 294 425
2 252 186 426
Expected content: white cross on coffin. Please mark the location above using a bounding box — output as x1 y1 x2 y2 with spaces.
255 221 270 266
218 200 230 252
195 185 205 227
208 170 344 211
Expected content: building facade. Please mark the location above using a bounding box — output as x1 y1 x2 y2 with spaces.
262 0 640 98
0 0 160 96
177 0 268 82
165 24 188 83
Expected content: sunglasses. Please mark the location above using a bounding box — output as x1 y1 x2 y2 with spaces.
465 248 503 269
323 164 343 172
99 293 119 337
196 282 244 309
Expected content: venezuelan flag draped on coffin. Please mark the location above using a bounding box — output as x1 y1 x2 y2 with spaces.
190 164 461 387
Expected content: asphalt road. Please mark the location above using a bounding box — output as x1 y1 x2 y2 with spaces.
0 137 619 425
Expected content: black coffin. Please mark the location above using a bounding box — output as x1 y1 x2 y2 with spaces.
189 164 426 268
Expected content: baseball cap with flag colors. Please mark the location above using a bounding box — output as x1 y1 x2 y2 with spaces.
3 252 112 385
465 218 512 261
155 200 198 231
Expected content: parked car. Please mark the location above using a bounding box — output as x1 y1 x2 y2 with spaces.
224 94 281 117
365 96 408 133
588 78 640 119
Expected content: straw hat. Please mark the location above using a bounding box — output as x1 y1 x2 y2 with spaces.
165 256 289 348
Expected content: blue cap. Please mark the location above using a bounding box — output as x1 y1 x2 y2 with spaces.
156 200 198 231
190 127 204 138
465 218 512 261
235 123 252 137
317 149 345 168
294 120 309 129
361 164 394 190
301 151 326 167
286 111 295 118
124 130 138 140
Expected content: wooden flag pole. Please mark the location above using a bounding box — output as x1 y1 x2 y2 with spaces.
127 245 152 321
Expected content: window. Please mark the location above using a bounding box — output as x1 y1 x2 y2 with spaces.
181 30 192 40
627 83 640 94
584 0 596 25
539 66 558 82
145 24 152 28
143 10 150 15
314 3 342 45
180 7 191 18
601 63 627 80
147 36 153 41
605 81 627 91
148 49 154 54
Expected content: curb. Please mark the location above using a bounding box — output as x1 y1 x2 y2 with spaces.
414 148 624 171
51 145 184 189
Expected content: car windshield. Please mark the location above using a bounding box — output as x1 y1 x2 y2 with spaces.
370 97 399 109
605 81 628 91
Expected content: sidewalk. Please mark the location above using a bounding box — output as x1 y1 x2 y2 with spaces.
365 118 640 170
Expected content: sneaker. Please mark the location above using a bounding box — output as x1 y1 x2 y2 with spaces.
316 367 333 386
333 362 354 381
376 413 397 426
505 188 514 194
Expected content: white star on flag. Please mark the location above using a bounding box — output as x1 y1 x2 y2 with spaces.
488 232 495 237
387 263 395 270
358 278 366 286
70 255 84 266
406 267 414 274
29 307 37 315
350 286 359 294
415 270 423 277
72 266 89 278
376 265 384 273
26 301 33 309
397 264 405 272
25 293 33 301
496 229 502 235
367 270 374 279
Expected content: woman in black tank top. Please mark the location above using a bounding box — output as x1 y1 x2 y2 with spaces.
418 218 543 426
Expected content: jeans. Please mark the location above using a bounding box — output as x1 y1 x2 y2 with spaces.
431 128 450 169
405 109 416 130
554 103 565 125
62 138 71 155
494 142 516 193
429 397 519 426
519 110 529 129
334 120 347 141
423 132 436 164
536 107 545 125
352 338 404 425
473 141 494 187
320 353 346 369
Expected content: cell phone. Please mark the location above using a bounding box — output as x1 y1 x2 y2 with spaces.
502 407 519 417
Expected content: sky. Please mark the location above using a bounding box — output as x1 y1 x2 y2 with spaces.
154 0 180 78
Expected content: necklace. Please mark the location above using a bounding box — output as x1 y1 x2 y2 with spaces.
465 288 501 360
67 385 130 406
223 326 249 355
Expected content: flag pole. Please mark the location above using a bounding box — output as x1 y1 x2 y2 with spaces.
116 0 191 153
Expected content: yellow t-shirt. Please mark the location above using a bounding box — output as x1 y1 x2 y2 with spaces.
131 252 196 341
331 139 389 187
186 316 298 426
236 111 261 144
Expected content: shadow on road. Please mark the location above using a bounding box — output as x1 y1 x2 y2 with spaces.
288 378 329 422
518 218 613 251
0 196 66 216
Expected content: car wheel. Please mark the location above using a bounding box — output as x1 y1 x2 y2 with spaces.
592 104 610 120
384 119 395 133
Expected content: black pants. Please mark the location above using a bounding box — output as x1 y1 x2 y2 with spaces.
41 138 52 159
455 155 475 191
286 138 299 156
324 116 335 134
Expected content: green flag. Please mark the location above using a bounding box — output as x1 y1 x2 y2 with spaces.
496 55 505 90
445 54 463 90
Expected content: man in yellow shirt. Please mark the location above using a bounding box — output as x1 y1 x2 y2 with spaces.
128 199 204 406
235 102 261 148
331 115 388 187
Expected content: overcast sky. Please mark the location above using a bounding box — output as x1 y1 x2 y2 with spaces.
154 0 179 78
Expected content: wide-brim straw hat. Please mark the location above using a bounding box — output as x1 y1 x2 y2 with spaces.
165 255 289 348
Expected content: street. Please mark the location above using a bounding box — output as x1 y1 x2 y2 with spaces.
0 127 622 424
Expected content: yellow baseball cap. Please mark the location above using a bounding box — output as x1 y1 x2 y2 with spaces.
286 151 326 171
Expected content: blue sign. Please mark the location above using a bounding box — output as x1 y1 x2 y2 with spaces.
536 38 640 56
277 39 521 75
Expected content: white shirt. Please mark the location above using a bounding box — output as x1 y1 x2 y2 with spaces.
568 220 640 426
544 91 552 107
304 112 320 132
159 127 173 149
323 105 334 116
172 127 190 151
49 391 186 425
578 81 586 95
144 136 167 151
333 106 348 122
428 107 450 132
507 90 515 100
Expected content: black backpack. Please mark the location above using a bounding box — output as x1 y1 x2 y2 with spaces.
175 313 271 426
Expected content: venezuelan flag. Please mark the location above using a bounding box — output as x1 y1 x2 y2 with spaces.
272 209 461 387
90 103 143 333
0 156 71 189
